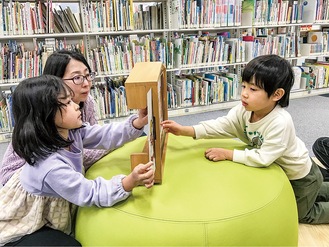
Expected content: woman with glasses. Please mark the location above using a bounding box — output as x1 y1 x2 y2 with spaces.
1 50 111 185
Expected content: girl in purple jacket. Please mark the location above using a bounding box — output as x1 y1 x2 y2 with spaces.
0 75 154 246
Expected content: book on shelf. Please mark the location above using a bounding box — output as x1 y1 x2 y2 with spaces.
227 0 235 26
234 0 242 25
222 0 229 26
140 2 159 29
64 7 82 32
241 0 254 25
203 73 217 104
54 6 73 33
292 66 302 90
307 31 323 44
185 74 201 106
0 1 3 36
315 61 329 87
302 0 317 23
133 3 143 30
299 66 317 90
52 7 64 32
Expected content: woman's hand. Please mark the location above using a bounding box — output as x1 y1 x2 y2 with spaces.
122 161 155 191
132 108 148 129
204 148 233 162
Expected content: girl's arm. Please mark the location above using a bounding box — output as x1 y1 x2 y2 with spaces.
21 158 154 207
80 114 145 151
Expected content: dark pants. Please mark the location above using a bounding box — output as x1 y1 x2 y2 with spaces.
4 226 81 246
290 160 329 224
312 137 329 181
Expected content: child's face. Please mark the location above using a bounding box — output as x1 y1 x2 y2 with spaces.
55 93 82 138
62 59 92 104
240 79 278 117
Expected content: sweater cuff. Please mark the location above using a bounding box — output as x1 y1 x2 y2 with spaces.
233 149 245 164
128 114 144 134
193 124 207 139
115 174 132 196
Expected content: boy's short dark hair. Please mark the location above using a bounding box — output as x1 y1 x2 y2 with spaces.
242 54 294 107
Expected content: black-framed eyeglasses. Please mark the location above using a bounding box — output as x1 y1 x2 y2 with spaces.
63 72 96 85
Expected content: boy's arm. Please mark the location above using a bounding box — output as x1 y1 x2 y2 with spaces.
161 120 196 137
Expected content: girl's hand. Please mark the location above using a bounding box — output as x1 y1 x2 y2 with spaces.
205 148 233 162
133 108 148 129
122 161 155 191
161 120 195 137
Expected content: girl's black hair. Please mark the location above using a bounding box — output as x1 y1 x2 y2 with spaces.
43 50 92 109
242 54 294 107
12 75 74 165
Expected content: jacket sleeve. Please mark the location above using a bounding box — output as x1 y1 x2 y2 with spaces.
80 114 144 151
43 162 131 207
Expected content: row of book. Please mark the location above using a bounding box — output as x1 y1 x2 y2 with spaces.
171 0 328 29
251 30 301 58
244 0 305 26
0 39 84 82
0 0 82 35
299 31 329 55
173 34 246 68
0 0 163 35
293 61 329 91
0 34 314 81
133 3 163 30
302 0 329 23
91 77 132 119
88 35 174 75
2 29 329 82
2 0 329 37
171 0 242 28
168 71 240 109
85 0 134 32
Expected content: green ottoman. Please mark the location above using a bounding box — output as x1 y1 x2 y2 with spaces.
75 135 298 246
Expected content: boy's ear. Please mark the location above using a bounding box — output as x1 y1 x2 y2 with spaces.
272 88 285 101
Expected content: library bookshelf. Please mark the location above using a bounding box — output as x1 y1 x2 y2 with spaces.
0 0 329 141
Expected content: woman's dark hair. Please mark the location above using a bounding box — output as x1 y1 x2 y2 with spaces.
12 75 74 165
43 50 92 77
242 54 294 107
42 50 91 109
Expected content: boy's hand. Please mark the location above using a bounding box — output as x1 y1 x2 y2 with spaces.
205 148 233 162
161 120 195 137
122 161 155 191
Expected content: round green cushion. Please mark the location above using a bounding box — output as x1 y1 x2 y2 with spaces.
75 135 298 246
